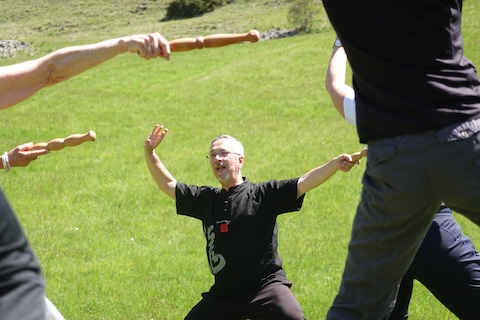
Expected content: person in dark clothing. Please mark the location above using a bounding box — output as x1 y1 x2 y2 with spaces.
0 188 45 320
144 124 362 320
321 1 480 318
325 41 480 319
390 206 480 320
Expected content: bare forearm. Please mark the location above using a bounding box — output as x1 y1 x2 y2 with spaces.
41 38 128 84
144 150 177 200
0 33 170 110
297 159 339 198
0 39 127 109
297 153 357 198
42 33 170 84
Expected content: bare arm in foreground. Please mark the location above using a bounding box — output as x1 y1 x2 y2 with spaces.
0 33 170 110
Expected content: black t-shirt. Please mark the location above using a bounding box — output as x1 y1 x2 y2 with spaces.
323 0 480 143
175 178 305 297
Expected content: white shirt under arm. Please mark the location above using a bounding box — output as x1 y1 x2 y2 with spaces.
343 89 357 127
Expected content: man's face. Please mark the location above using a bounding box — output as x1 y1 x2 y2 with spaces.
209 138 244 186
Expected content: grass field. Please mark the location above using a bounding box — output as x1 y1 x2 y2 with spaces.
1 0 480 319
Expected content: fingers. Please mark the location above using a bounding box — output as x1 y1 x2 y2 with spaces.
340 159 355 172
15 142 34 151
343 154 353 162
151 124 168 138
26 148 50 156
152 33 171 60
351 152 363 163
145 124 168 152
152 124 163 135
336 152 364 172
13 142 49 156
132 33 171 60
8 146 49 168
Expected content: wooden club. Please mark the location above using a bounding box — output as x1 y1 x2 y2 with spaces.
169 30 260 52
31 130 96 151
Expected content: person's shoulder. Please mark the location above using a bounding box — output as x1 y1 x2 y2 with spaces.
177 182 220 195
198 185 221 194
255 178 298 190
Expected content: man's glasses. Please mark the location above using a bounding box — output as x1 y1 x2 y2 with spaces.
207 151 241 160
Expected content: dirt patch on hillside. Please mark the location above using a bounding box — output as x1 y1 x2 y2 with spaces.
0 40 32 58
260 29 298 41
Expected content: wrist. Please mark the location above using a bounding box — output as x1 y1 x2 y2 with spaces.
144 143 155 154
2 152 11 172
115 37 129 54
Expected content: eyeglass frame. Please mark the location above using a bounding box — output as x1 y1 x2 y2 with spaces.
206 151 241 160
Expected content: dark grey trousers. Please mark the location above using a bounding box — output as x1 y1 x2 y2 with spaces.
327 118 480 319
0 188 46 320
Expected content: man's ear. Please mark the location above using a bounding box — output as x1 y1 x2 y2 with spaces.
238 155 245 168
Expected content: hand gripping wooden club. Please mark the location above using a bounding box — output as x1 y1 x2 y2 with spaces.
169 30 260 52
31 130 96 151
351 148 368 163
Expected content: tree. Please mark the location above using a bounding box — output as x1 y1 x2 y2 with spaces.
287 0 320 32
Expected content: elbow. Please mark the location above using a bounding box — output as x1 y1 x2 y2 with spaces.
325 79 342 98
46 69 70 85
167 180 177 200
167 180 177 190
296 177 307 198
296 190 305 200
325 82 346 118
325 81 334 97
42 58 71 85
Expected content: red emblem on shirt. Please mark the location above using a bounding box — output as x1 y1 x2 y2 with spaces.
220 223 229 233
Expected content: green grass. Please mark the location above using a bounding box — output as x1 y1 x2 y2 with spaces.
1 0 480 319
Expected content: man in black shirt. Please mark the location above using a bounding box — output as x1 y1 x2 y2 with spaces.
144 124 362 319
322 1 480 318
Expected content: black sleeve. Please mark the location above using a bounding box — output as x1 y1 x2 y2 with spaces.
258 178 305 215
175 182 218 220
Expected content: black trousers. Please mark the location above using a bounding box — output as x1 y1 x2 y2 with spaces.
184 280 305 320
0 188 45 320
390 206 480 319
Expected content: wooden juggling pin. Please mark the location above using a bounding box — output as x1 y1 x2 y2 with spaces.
169 30 260 52
31 130 96 151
